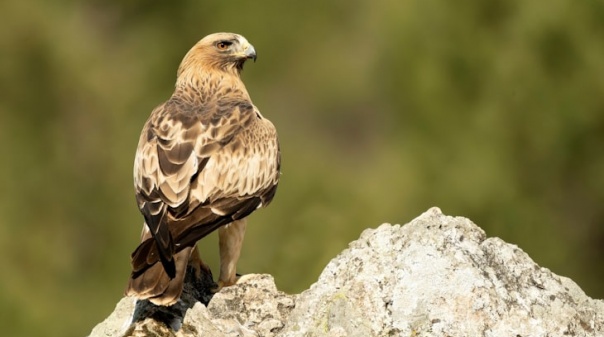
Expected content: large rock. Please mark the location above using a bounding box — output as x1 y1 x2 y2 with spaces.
89 207 604 337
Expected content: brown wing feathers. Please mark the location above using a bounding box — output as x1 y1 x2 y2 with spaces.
132 200 174 277
128 99 278 297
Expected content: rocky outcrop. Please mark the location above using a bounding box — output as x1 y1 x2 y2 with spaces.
89 274 294 337
89 207 604 337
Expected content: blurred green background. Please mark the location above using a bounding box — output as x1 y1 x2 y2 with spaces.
1 0 603 336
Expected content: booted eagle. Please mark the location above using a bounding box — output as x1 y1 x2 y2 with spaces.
126 33 280 306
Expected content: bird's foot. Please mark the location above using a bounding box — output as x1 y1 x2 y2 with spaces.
210 273 242 293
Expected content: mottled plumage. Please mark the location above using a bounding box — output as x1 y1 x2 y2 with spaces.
126 33 280 306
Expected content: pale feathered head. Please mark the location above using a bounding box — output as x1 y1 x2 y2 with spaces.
177 32 257 77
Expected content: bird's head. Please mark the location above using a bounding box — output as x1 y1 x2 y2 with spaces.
177 32 257 77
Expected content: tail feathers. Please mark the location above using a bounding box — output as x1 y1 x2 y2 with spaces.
131 237 177 278
126 246 193 306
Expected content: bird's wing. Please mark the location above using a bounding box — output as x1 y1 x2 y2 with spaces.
133 99 202 274
131 96 278 273
170 99 281 245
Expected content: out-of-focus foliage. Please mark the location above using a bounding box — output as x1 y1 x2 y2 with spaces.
1 0 603 336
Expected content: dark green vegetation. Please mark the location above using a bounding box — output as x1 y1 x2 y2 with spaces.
1 1 603 336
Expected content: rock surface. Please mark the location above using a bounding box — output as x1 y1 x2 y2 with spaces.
89 207 604 337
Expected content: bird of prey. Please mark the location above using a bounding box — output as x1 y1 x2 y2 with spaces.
125 33 280 306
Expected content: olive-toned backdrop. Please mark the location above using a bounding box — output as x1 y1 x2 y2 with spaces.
1 1 603 336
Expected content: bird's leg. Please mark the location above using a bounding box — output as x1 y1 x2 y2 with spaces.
188 245 212 279
215 218 247 292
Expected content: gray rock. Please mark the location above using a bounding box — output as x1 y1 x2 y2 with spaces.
207 274 296 337
279 207 604 336
89 275 293 337
89 297 136 337
89 207 604 337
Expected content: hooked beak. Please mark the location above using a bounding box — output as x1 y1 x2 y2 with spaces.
244 44 257 62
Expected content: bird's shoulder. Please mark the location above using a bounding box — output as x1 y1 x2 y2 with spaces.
147 92 261 131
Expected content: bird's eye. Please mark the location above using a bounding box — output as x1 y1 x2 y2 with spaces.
216 41 232 50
